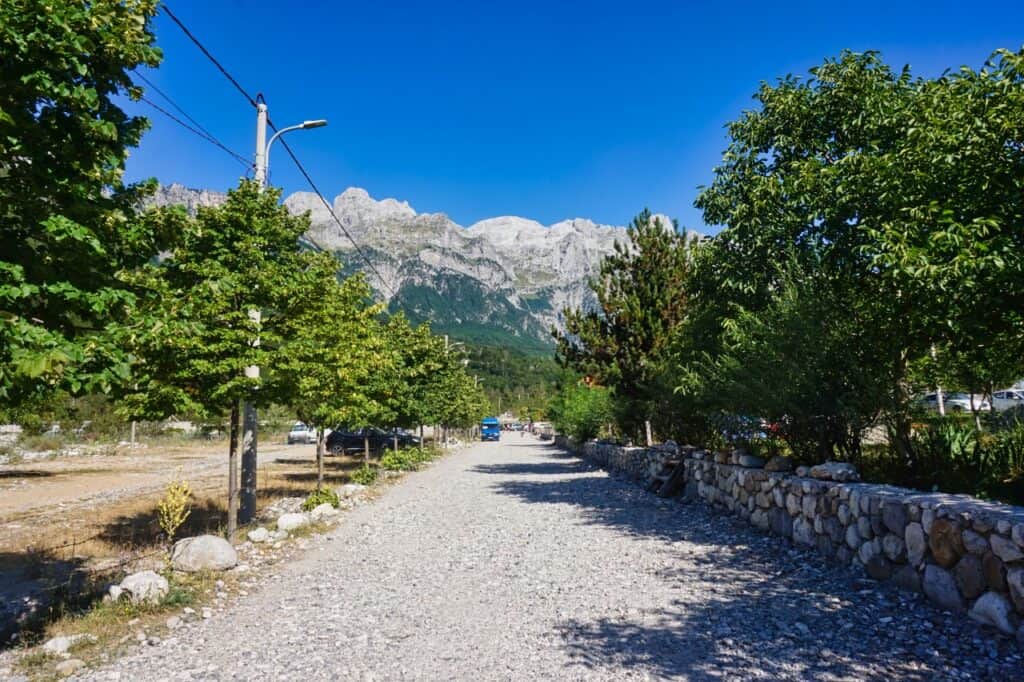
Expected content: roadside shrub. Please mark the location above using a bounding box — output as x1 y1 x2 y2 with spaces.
350 464 378 486
18 433 64 453
549 384 614 442
157 473 192 543
380 449 419 472
859 420 1024 505
302 487 340 511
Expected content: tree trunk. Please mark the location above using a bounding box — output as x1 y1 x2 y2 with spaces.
644 420 653 446
393 433 398 454
227 402 240 538
419 424 424 452
316 427 325 490
891 351 914 468
364 435 370 465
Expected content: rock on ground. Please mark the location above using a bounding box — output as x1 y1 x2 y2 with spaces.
170 535 237 572
116 570 169 605
276 512 310 532
78 441 1023 681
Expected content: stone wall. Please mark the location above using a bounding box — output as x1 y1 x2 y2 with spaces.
555 436 1024 642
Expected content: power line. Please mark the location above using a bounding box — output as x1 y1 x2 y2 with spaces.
159 2 400 301
138 94 251 168
269 122 399 299
134 69 222 145
160 2 258 109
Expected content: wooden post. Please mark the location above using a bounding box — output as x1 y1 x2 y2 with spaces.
363 434 370 465
645 420 653 447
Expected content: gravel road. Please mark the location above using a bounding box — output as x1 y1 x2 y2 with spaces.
80 439 1023 681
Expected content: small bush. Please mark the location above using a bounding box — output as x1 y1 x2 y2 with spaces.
18 433 64 452
350 464 378 486
380 449 419 472
157 472 192 543
302 487 340 511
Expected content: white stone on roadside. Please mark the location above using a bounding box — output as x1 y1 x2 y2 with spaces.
247 527 270 543
309 503 338 522
118 570 169 605
166 615 181 630
277 512 311 532
171 535 238 572
55 658 85 677
336 483 367 497
43 634 96 656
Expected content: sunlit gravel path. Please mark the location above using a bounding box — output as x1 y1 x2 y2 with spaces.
80 438 1023 680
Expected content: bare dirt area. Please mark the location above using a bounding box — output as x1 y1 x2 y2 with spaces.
0 436 372 644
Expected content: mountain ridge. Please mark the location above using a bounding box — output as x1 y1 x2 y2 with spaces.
149 183 698 351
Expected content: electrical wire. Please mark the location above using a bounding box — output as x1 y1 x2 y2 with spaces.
159 2 403 301
138 95 251 169
160 3 258 109
269 125 400 299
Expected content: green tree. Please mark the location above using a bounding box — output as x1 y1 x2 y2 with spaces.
1 0 163 405
555 210 694 441
693 48 1024 462
275 263 391 486
125 181 314 534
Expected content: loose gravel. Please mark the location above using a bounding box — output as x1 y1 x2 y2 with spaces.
79 440 1023 680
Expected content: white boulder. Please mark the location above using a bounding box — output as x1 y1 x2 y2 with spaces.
247 527 271 543
43 633 96 656
309 503 338 522
117 570 169 605
277 512 310 532
171 535 238 572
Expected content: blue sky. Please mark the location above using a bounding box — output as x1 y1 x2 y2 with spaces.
125 1 1024 232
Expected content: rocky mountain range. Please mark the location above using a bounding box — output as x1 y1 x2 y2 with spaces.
150 184 694 351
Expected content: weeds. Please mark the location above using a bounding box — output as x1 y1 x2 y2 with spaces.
302 488 339 511
349 464 378 486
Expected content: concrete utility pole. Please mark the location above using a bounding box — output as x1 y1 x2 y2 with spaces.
239 101 327 525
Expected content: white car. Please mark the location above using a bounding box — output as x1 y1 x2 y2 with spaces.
919 392 991 413
287 422 316 444
992 389 1024 412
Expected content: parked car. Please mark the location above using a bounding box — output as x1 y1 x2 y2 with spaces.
992 389 1024 412
287 422 316 444
919 392 991 413
326 427 416 454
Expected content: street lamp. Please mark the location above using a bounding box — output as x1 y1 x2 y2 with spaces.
238 102 327 527
253 102 327 186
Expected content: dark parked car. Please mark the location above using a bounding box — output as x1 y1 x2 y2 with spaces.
326 427 419 454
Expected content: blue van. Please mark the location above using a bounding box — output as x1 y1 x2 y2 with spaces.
481 417 501 441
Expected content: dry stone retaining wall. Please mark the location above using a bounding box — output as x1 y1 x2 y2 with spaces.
556 436 1024 642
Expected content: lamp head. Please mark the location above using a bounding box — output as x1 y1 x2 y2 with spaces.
301 119 328 129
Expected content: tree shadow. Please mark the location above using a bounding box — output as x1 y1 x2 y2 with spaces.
0 470 55 479
470 461 590 476
0 550 98 649
487 448 1024 679
98 499 227 549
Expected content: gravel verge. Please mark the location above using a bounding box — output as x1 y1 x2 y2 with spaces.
76 439 1023 680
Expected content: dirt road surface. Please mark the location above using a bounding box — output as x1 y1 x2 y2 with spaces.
77 439 1022 681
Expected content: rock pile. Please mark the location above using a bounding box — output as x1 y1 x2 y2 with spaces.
572 437 1024 643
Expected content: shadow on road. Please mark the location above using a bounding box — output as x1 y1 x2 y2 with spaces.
482 445 1017 680
0 469 55 479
